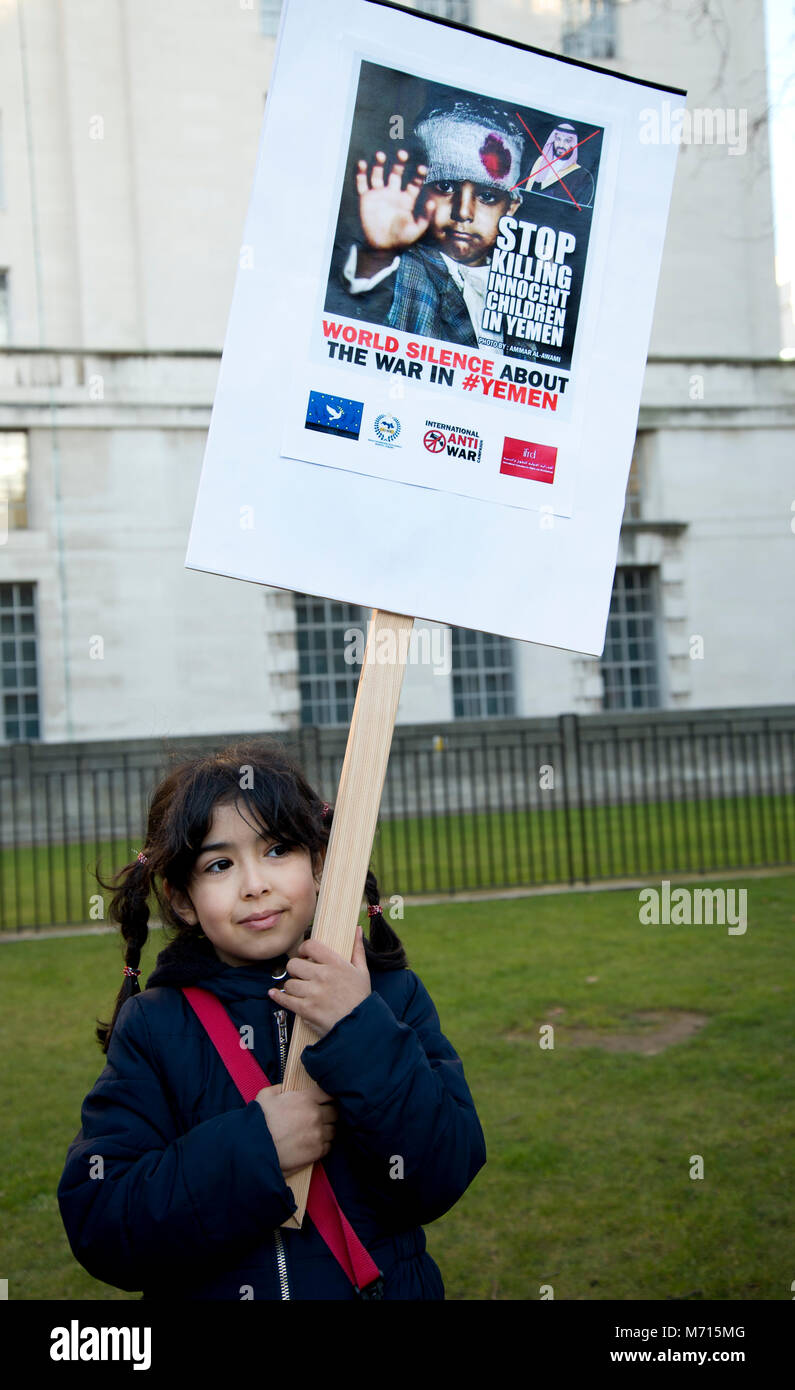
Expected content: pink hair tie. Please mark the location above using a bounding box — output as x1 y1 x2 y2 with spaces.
123 966 141 979
367 904 382 917
136 851 148 864
321 803 331 818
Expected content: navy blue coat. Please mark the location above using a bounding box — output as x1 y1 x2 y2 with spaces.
57 934 486 1300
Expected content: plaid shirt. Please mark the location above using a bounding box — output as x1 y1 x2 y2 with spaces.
386 243 478 345
329 240 539 360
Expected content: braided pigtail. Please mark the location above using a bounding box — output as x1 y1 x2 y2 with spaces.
363 867 407 969
94 851 154 1053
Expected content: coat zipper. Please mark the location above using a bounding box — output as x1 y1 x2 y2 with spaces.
276 1009 289 1079
272 1006 291 1301
272 1227 290 1302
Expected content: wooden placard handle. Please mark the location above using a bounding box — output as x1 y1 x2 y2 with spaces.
279 608 415 1229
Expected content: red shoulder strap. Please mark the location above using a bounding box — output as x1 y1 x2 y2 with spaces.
183 985 273 1098
182 986 382 1296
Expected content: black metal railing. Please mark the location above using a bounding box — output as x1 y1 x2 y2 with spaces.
1 704 793 930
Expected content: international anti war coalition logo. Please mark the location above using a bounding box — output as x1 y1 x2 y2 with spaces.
422 419 483 463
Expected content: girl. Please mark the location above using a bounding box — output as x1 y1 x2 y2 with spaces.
57 738 486 1300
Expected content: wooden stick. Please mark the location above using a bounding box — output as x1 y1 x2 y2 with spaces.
279 608 415 1229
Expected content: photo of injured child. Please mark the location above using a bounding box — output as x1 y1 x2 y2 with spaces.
324 64 603 371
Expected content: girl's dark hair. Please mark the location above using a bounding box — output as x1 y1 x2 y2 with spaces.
94 738 407 1054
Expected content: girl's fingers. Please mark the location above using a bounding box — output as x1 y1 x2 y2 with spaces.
270 990 310 1023
269 983 309 1010
284 955 314 979
355 160 369 196
296 936 343 965
370 151 386 189
278 978 312 997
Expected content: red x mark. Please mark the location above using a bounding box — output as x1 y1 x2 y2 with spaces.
511 113 601 212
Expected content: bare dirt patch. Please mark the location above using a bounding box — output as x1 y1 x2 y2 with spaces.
506 1009 709 1055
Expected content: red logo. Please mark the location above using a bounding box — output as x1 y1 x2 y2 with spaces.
500 436 557 484
424 429 447 453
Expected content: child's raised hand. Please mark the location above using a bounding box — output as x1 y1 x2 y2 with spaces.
268 923 371 1040
256 1082 339 1178
355 149 436 253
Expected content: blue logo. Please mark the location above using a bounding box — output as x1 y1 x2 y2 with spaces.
373 413 401 445
305 391 364 441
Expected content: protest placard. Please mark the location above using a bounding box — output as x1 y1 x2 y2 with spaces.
186 0 685 1224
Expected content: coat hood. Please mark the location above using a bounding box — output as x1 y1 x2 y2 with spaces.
145 929 291 1003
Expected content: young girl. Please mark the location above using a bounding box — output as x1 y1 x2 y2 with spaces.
57 738 486 1301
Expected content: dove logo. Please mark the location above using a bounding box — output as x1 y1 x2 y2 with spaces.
305 391 364 440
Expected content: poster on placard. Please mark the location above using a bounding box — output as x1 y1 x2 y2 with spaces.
281 50 617 520
185 0 685 655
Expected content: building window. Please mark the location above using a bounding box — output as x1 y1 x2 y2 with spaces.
562 0 617 60
452 627 516 718
1 582 41 740
0 432 29 531
600 568 661 709
414 1 472 21
295 593 368 726
0 270 9 346
259 0 282 36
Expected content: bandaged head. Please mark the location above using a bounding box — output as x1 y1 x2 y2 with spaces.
414 95 526 195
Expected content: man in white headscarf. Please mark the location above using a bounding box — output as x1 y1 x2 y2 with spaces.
525 122 594 207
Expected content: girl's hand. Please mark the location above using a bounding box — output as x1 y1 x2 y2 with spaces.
256 1083 338 1178
268 924 371 1040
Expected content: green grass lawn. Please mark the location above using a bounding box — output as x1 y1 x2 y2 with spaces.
2 794 793 929
1 873 793 1300
371 793 794 894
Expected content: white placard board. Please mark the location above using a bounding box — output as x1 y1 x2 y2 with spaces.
185 0 685 656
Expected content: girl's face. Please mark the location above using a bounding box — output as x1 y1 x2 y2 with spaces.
165 799 324 968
